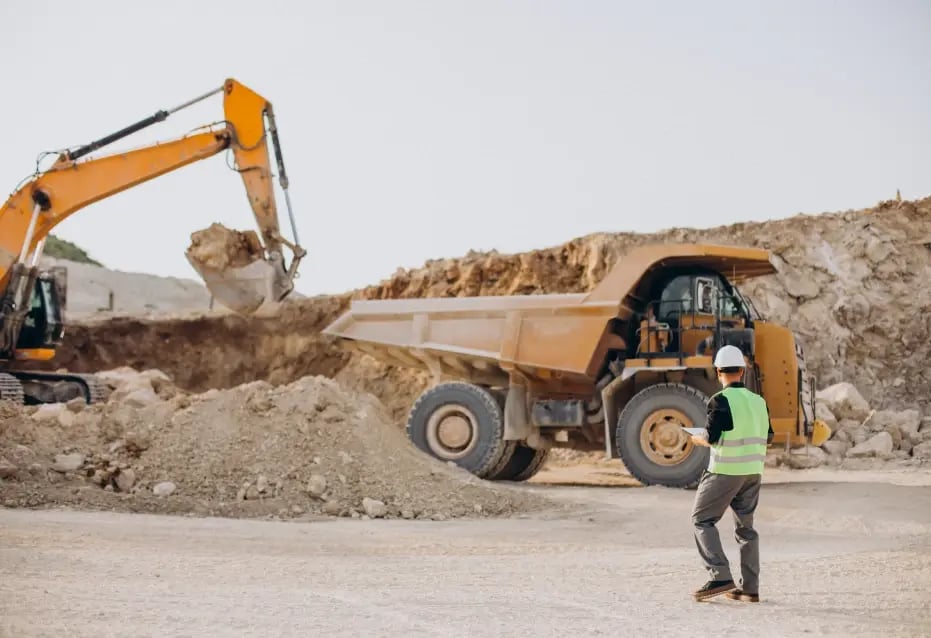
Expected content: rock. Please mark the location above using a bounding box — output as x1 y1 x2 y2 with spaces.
920 418 931 433
52 452 85 473
290 505 304 515
338 451 353 465
153 481 176 497
65 397 86 413
306 474 327 498
115 468 136 492
124 431 151 456
91 469 109 486
816 383 871 421
245 485 260 500
401 509 415 520
912 441 931 460
323 501 342 516
57 410 76 428
899 438 914 455
256 475 269 493
122 387 161 408
362 497 387 518
882 424 902 449
821 439 850 458
874 409 922 438
847 432 894 458
32 404 65 421
0 457 17 479
784 445 825 469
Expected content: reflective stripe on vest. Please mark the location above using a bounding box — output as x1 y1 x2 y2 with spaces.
708 386 769 475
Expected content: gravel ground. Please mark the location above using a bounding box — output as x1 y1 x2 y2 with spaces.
2 470 931 637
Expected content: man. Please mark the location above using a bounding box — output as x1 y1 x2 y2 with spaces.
689 344 774 603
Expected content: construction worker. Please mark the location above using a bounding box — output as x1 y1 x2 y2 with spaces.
688 344 774 603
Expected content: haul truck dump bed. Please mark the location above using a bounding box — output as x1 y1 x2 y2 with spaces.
323 243 828 488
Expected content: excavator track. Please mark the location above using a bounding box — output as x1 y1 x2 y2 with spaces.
0 373 26 404
11 371 110 405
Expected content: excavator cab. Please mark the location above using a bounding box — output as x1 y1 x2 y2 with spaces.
14 269 65 355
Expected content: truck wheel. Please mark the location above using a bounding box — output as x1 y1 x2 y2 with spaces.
615 383 710 488
406 382 511 479
492 445 550 481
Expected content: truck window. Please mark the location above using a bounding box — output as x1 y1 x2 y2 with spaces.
658 275 692 321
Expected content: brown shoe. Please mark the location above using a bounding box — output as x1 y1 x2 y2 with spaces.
725 589 760 602
693 580 736 601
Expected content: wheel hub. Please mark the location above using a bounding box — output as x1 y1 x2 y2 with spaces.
426 404 478 460
639 408 694 466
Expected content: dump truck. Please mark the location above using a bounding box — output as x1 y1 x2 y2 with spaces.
323 243 830 489
0 78 304 405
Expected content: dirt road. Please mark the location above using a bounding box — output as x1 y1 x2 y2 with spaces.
2 470 931 637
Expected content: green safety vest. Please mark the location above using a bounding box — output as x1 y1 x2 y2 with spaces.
708 386 770 476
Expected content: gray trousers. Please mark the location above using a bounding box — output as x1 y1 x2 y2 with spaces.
691 470 762 592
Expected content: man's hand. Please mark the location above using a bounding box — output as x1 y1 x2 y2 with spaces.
690 434 710 448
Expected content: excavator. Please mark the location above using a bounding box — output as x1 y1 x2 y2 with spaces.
0 79 305 405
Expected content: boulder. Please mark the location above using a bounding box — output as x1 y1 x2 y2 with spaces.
873 409 921 438
816 383 871 421
847 432 894 458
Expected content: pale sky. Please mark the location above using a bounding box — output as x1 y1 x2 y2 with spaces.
3 1 930 296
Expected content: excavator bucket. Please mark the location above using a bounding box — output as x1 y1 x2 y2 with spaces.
185 223 294 315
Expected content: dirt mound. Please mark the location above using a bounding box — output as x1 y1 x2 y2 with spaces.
31 196 931 419
0 370 550 520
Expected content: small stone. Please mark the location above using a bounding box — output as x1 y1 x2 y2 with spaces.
847 432 894 458
104 484 114 492
124 431 151 456
912 441 931 460
362 497 387 518
323 501 342 516
821 439 849 458
0 457 17 479
52 452 85 473
153 481 176 497
236 487 247 501
115 469 136 492
338 451 352 465
245 485 260 500
473 504 483 514
433 513 447 522
350 511 361 519
401 509 415 520
291 505 304 515
784 445 825 469
256 475 269 493
337 473 347 485
27 463 44 476
91 469 109 486
65 397 86 413
312 456 321 465
122 387 162 408
306 474 327 498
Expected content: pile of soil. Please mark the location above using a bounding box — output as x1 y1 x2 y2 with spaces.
0 369 552 520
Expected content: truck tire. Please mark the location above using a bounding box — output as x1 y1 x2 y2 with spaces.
406 382 512 479
492 445 550 481
615 383 710 489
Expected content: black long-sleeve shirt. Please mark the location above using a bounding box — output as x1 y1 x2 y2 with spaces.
705 382 775 445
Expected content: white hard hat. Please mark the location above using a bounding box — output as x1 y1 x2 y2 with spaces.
713 345 746 369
